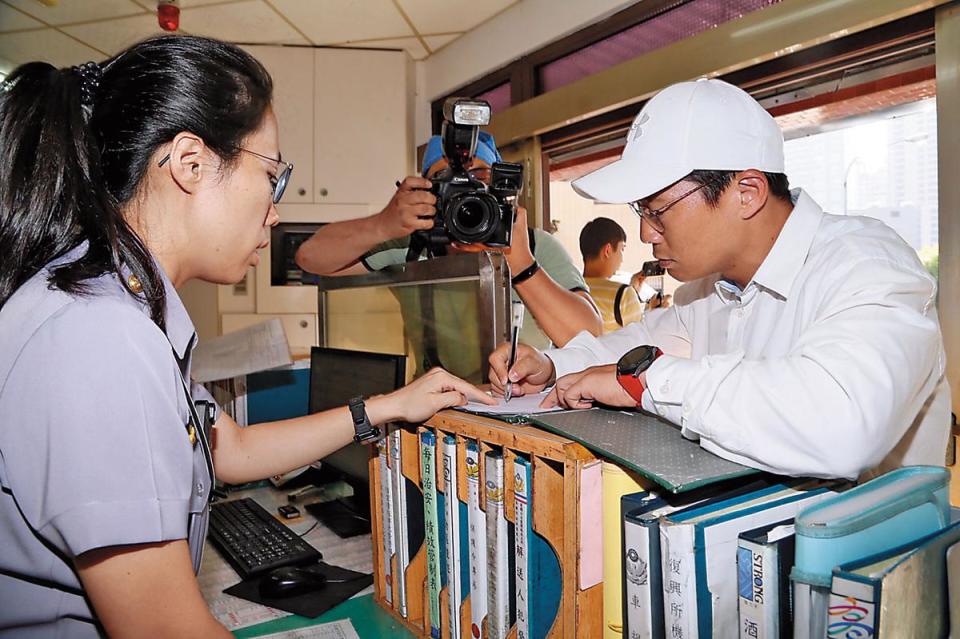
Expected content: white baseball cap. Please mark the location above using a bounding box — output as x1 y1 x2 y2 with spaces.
572 78 785 204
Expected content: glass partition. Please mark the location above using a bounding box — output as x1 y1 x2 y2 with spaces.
317 252 511 385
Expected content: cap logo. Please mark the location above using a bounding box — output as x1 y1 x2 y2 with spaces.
629 113 650 141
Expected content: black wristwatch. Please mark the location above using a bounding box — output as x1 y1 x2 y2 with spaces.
348 396 382 444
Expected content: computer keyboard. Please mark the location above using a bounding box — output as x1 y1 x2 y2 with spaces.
208 497 322 580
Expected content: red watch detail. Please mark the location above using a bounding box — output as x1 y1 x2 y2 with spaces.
616 345 663 405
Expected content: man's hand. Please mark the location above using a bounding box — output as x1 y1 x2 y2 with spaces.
541 364 638 409
374 176 436 241
488 342 555 397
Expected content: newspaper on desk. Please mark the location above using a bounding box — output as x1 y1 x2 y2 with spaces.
252 619 360 639
192 318 292 383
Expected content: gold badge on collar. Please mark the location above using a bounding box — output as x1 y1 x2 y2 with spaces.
187 423 197 447
127 274 143 293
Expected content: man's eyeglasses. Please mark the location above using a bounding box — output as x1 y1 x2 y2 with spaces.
157 147 294 205
627 182 707 233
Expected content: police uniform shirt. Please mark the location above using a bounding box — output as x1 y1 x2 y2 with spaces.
547 189 951 481
0 242 217 637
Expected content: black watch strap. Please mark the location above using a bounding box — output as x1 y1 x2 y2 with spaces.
511 259 540 286
348 396 382 444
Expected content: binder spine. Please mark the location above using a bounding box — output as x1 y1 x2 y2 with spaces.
826 578 877 638
466 441 488 638
442 436 463 639
421 431 442 638
737 539 776 639
485 451 510 639
378 440 394 606
661 523 698 639
514 456 532 639
623 515 661 639
390 429 409 617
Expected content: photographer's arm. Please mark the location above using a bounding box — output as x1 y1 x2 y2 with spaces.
508 211 602 346
295 176 434 275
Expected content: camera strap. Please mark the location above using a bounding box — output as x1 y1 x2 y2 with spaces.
614 284 628 327
418 283 445 372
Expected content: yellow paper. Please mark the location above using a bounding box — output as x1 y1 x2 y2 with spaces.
602 461 650 638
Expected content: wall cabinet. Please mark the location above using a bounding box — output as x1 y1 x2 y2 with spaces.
185 45 415 355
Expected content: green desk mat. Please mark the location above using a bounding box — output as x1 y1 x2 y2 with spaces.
515 408 759 493
234 594 414 638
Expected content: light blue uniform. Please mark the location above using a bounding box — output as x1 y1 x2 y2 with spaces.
0 243 216 637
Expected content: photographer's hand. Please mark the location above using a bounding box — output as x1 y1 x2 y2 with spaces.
375 176 436 241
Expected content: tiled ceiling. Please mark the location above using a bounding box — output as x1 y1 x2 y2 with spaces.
0 0 519 69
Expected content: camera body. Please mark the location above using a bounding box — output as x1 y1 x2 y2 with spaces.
410 98 523 258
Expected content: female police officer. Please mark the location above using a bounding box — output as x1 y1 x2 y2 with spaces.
0 35 492 637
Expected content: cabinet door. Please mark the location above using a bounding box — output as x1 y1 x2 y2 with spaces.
314 49 411 208
256 202 368 315
242 45 315 204
221 313 317 358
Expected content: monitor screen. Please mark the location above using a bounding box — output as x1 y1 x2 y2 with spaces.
308 347 406 482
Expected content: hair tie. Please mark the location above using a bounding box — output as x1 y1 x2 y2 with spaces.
72 61 102 106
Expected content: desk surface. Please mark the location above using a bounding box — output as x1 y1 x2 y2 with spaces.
199 484 413 638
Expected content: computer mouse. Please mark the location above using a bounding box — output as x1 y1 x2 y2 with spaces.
258 566 328 599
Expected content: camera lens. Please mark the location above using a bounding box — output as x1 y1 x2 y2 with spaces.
446 194 498 243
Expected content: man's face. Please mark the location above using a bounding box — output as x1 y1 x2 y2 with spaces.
425 157 492 184
610 240 625 272
637 179 733 282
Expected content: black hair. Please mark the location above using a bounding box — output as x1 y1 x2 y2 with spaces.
684 170 791 207
0 35 273 329
579 217 627 260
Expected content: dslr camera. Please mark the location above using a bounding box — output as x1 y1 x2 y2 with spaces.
409 98 523 259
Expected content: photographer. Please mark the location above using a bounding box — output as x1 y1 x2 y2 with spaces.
489 79 949 482
296 131 601 380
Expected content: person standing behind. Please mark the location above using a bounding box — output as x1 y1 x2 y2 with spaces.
579 217 644 333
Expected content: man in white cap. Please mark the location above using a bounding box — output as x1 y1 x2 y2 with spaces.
489 78 950 481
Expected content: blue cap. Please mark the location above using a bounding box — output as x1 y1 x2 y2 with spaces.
421 130 502 176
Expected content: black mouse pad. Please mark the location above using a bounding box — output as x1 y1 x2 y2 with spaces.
223 561 374 618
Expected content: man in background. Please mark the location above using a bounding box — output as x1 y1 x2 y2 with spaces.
579 217 644 333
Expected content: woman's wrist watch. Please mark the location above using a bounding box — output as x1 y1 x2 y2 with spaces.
348 396 382 444
616 345 663 405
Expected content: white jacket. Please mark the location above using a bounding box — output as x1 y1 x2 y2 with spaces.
546 189 950 480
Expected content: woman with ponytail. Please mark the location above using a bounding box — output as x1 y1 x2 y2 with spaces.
0 35 491 637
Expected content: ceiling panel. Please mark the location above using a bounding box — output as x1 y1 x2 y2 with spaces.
176 0 308 45
346 36 426 60
0 4 44 31
2 0 145 25
423 33 459 54
399 0 517 36
0 28 104 67
63 14 168 57
269 0 412 45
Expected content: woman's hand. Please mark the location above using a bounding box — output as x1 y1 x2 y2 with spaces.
368 368 495 424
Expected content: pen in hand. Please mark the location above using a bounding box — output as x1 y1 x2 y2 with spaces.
504 301 525 403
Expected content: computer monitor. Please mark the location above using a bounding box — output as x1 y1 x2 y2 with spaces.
308 347 406 482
